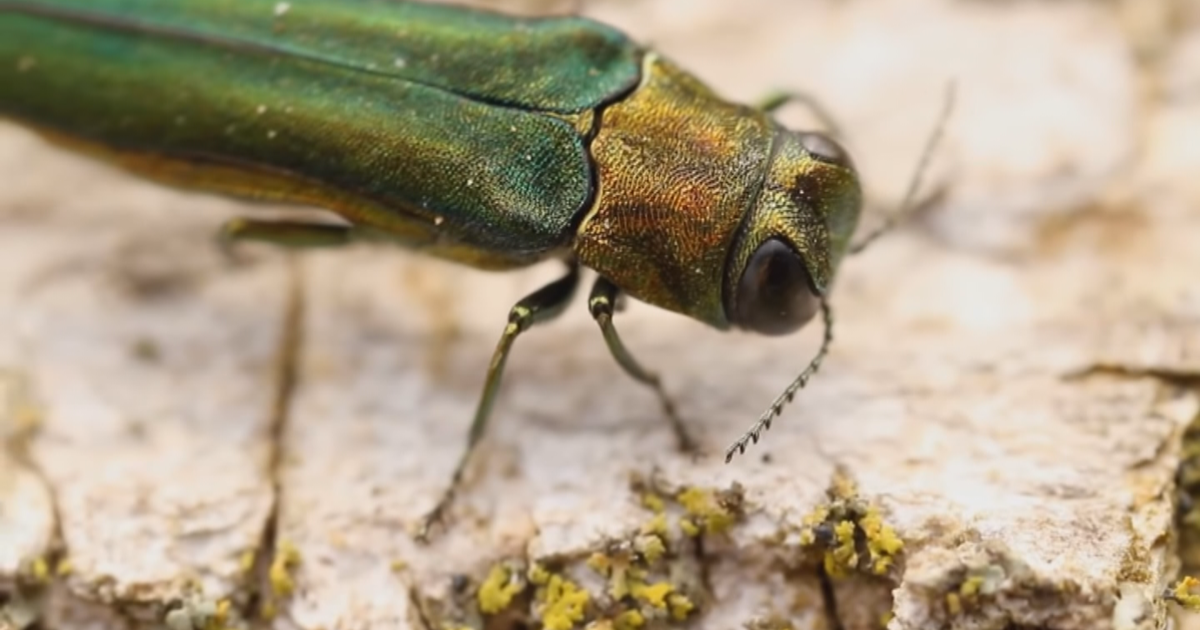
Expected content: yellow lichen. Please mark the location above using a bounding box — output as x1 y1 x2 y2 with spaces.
55 558 72 577
269 541 302 597
610 568 631 601
959 575 984 598
586 552 633 600
945 592 963 616
238 550 256 575
802 505 831 527
798 505 830 546
859 507 903 574
667 593 694 620
390 559 408 573
614 609 645 630
28 557 49 584
830 471 857 500
634 534 666 565
538 573 589 630
822 553 843 580
640 513 667 537
677 487 735 534
1167 575 1200 610
587 553 611 573
205 599 231 630
823 520 858 577
630 581 673 609
679 518 700 537
641 492 665 514
479 564 524 614
529 563 551 586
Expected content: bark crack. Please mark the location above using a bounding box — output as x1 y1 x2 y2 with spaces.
816 563 845 630
244 258 305 629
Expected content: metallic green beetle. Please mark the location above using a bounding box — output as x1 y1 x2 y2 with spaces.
0 0 905 538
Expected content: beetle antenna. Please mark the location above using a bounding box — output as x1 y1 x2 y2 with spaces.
848 79 957 255
724 298 833 463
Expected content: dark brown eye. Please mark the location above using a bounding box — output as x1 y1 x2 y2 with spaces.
797 132 852 169
732 238 821 336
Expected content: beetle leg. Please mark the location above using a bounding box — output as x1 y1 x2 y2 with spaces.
418 262 581 542
588 276 696 453
217 217 355 250
754 90 844 139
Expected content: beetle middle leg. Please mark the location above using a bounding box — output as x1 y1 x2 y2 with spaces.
588 276 696 453
217 217 357 250
417 262 581 542
215 218 362 265
755 90 845 140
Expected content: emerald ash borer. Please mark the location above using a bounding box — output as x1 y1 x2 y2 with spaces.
0 0 947 539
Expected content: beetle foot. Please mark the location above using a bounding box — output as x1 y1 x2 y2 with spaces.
414 491 455 544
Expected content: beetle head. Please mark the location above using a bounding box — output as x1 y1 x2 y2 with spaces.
724 129 862 335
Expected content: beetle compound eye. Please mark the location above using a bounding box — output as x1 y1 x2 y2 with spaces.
733 238 821 336
797 131 852 169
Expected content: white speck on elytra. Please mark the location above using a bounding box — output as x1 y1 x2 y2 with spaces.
434 216 445 226
467 178 474 187
394 57 406 68
267 130 278 139
274 2 290 17
256 104 268 115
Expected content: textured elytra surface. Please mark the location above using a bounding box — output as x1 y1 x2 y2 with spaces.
1 1 1199 630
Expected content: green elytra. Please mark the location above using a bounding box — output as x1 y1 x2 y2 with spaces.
0 0 638 259
0 0 948 541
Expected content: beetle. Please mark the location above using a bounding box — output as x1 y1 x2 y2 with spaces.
0 0 946 539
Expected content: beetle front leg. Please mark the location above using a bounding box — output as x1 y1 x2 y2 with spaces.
417 262 581 542
588 276 696 453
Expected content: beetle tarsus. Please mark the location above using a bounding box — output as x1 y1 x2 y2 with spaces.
415 263 581 543
588 276 697 453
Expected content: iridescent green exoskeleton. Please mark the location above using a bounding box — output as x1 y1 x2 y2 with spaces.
0 0 945 540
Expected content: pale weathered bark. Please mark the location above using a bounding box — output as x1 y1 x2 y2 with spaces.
1 1 1198 629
